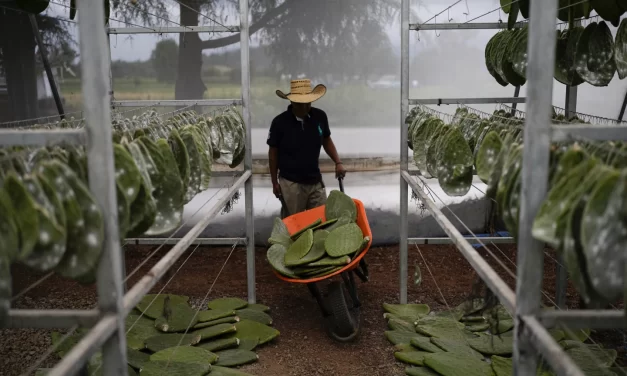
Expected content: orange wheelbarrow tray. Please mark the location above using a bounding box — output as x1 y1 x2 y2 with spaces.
272 197 372 342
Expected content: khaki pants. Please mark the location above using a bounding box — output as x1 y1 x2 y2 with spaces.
279 178 327 219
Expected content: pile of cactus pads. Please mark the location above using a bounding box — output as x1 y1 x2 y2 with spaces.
383 300 620 376
266 190 370 280
42 296 278 375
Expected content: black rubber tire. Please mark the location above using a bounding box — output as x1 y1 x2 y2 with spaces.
326 281 358 341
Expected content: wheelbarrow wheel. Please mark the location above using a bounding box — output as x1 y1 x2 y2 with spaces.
325 281 360 342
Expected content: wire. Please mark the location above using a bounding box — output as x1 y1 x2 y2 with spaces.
168 0 236 32
11 272 55 302
20 325 80 376
417 0 462 26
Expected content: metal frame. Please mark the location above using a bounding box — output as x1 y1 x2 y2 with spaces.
1 1 254 375
401 4 627 376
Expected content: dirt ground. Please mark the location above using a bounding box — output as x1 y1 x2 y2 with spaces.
3 244 626 376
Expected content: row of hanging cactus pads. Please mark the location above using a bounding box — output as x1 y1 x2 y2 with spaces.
0 107 246 327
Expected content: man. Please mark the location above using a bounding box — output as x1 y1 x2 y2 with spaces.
267 79 346 218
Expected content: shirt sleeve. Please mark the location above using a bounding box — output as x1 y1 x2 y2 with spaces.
321 111 331 138
266 118 282 147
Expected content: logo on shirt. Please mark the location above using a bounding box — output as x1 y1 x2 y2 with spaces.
317 124 322 136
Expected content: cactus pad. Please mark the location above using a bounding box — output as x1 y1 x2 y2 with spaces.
415 317 466 341
155 303 199 332
284 229 313 265
423 352 493 376
127 348 150 370
405 367 440 376
125 312 161 350
324 190 357 221
430 338 483 359
385 330 427 346
208 365 255 376
197 337 240 352
288 229 328 266
197 308 236 323
383 303 430 322
214 349 259 367
394 350 432 366
410 337 444 353
247 303 270 313
138 361 210 376
193 316 239 329
136 294 190 319
467 333 512 355
144 333 201 353
224 319 279 345
237 337 259 351
234 308 272 326
290 218 322 240
150 346 218 365
266 244 298 278
207 297 248 311
268 218 292 248
191 323 237 341
388 318 416 333
307 255 351 267
324 223 363 257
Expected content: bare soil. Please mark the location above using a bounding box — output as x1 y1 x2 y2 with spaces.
3 244 625 376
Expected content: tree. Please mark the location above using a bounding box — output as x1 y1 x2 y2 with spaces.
151 39 178 83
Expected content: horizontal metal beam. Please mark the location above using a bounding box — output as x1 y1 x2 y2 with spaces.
409 97 526 105
551 124 627 142
108 25 240 34
521 316 586 376
123 171 250 316
111 99 243 107
538 309 627 330
124 237 247 246
410 22 526 30
408 237 516 245
402 171 516 313
0 129 86 147
4 309 100 329
47 314 118 376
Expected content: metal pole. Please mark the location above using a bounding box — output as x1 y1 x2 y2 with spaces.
618 89 627 121
28 14 65 120
399 0 410 304
514 0 558 374
77 0 128 374
564 85 577 119
511 86 521 115
239 0 255 304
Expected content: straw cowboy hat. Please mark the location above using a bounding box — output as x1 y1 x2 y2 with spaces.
276 79 327 103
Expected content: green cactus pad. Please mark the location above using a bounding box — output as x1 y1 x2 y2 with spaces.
224 319 280 345
491 355 512 376
234 308 273 326
207 297 248 311
324 190 357 221
196 337 240 352
284 228 314 265
125 312 161 350
388 318 416 333
268 218 292 248
383 304 430 322
127 348 151 370
135 295 190 320
113 143 143 204
467 333 513 355
415 317 466 341
154 303 199 333
178 127 203 201
290 218 322 240
4 172 40 261
394 350 432 366
405 366 440 376
138 361 210 376
385 330 427 346
214 349 259 367
311 218 338 231
150 346 218 365
168 129 190 196
410 337 444 353
430 337 484 360
475 131 503 184
191 323 237 341
308 266 343 278
325 215 353 232
193 316 239 329
266 244 298 278
144 333 202 353
197 308 236 322
306 255 351 267
384 313 418 326
208 366 255 376
288 229 329 266
237 337 259 351
424 352 492 376
465 321 490 332
324 223 363 257
246 303 270 313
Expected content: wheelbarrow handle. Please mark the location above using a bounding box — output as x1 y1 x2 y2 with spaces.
338 177 344 193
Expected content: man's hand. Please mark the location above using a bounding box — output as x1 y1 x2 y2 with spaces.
272 182 282 198
335 162 346 179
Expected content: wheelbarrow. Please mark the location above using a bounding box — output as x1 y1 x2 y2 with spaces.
274 178 372 342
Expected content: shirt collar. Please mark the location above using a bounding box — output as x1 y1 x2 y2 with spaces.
287 104 312 121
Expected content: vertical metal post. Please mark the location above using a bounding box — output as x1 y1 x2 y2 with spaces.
240 0 255 304
514 0 558 375
555 84 577 309
29 14 65 119
618 89 627 121
399 0 410 304
511 86 521 115
78 0 128 374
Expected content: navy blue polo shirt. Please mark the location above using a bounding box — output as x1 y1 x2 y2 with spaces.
266 104 331 185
